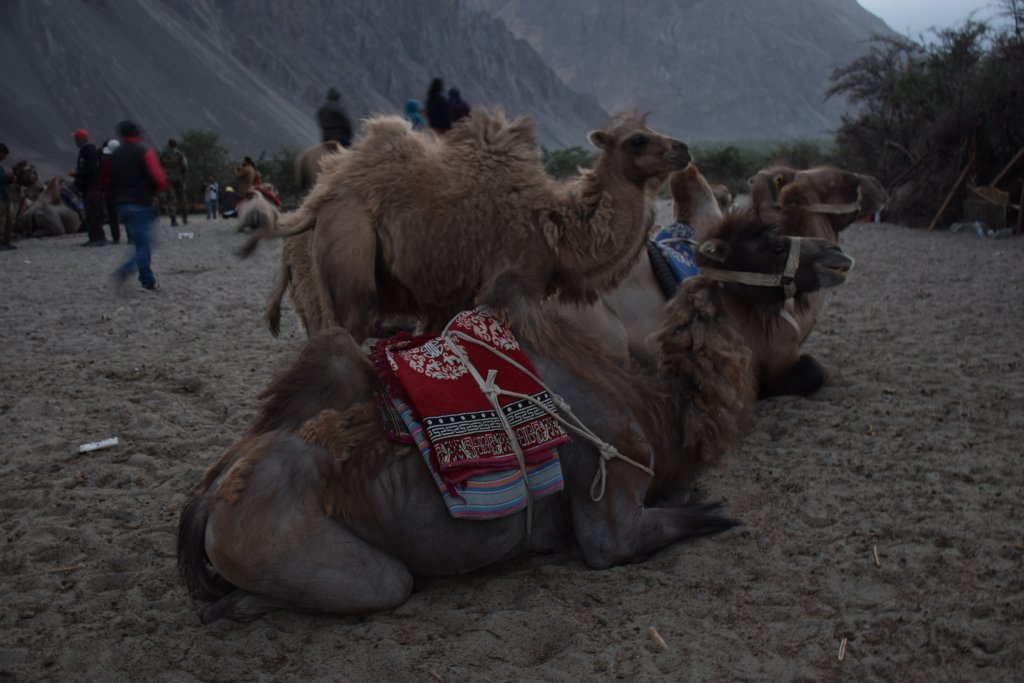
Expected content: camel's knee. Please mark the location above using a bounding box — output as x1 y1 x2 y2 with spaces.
761 354 826 397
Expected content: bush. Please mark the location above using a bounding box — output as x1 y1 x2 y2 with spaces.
177 129 233 206
255 148 300 206
542 146 595 179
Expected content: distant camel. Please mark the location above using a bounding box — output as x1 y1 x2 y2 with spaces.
178 214 853 622
15 177 81 237
234 185 280 234
242 108 692 342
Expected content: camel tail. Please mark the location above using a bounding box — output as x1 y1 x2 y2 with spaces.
177 494 234 601
237 208 315 259
263 262 290 337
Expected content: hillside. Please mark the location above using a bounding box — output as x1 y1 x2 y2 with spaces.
0 0 607 175
466 0 895 141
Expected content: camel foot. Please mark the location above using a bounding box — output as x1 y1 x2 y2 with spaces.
200 590 280 624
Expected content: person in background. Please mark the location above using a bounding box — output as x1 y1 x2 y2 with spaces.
203 176 219 220
71 128 105 246
110 120 169 291
0 143 14 251
98 139 121 244
425 78 452 134
447 87 471 124
317 87 353 147
160 138 188 226
220 185 238 219
405 99 425 130
234 157 261 196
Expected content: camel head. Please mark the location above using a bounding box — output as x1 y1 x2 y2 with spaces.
588 113 691 189
696 211 855 304
747 165 798 214
782 166 888 230
669 165 724 240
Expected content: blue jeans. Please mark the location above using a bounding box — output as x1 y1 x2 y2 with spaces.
115 203 157 287
206 199 217 220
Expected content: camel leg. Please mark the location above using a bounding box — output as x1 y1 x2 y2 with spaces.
205 438 413 620
314 196 378 341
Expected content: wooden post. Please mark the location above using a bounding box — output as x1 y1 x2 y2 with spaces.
928 159 974 231
990 145 1024 188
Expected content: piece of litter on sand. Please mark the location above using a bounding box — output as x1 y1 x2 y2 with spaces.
873 545 881 567
429 670 444 682
648 626 669 651
48 564 82 574
79 437 119 453
177 232 194 239
838 637 848 661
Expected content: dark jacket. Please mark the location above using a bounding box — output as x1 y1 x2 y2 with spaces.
426 90 452 133
75 143 99 192
448 88 471 124
317 100 353 146
111 137 170 205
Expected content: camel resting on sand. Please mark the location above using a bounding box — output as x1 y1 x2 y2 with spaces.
14 177 81 237
178 214 853 622
243 108 692 342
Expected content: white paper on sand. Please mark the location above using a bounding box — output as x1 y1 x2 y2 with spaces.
79 437 119 453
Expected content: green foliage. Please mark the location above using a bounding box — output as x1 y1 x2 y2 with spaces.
255 148 300 206
542 146 595 179
690 139 837 194
177 129 233 205
827 10 1024 226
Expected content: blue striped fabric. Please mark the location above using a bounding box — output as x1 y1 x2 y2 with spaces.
392 396 565 519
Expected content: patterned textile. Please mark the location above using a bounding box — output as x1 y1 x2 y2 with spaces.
371 310 570 489
651 222 700 283
253 184 281 207
390 391 564 519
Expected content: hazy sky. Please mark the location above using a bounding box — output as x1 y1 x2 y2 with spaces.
858 0 996 38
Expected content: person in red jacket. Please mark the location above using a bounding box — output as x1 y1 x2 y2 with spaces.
110 120 169 291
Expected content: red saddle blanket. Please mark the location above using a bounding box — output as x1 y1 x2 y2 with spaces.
253 184 281 207
371 310 570 488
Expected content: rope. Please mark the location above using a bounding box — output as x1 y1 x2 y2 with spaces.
700 237 802 299
439 316 655 509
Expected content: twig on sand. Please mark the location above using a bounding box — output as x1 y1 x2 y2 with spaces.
430 670 444 682
48 564 82 574
873 545 881 567
838 637 848 661
648 626 669 651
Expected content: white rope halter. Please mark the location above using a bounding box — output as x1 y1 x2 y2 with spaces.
699 236 803 299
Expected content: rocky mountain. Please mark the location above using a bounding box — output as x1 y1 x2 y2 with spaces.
0 0 607 176
465 0 895 142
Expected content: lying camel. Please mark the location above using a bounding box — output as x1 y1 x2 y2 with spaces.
14 177 81 237
242 108 692 342
748 165 887 345
178 213 853 622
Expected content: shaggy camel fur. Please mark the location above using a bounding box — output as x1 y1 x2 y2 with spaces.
242 108 692 342
178 217 853 621
234 187 280 234
264 143 346 337
15 177 80 237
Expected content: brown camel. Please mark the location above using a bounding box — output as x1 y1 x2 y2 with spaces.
587 163 874 396
264 143 347 337
15 177 81 237
234 186 280 234
242 108 692 342
748 165 887 345
178 214 853 622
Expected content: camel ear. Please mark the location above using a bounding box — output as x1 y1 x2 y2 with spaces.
699 239 730 263
746 175 757 188
588 130 613 150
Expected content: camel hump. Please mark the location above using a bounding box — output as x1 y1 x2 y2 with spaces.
451 107 539 159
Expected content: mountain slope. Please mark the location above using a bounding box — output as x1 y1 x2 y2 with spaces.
0 0 607 175
466 0 895 141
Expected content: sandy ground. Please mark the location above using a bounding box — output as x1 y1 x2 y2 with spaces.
1 211 1022 682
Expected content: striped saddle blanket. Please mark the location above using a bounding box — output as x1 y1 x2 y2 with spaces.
648 222 700 297
371 309 568 519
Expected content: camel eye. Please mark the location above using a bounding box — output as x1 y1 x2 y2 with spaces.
628 134 649 150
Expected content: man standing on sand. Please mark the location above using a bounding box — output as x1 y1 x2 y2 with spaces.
0 143 14 251
160 138 188 226
71 129 105 246
111 120 169 291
